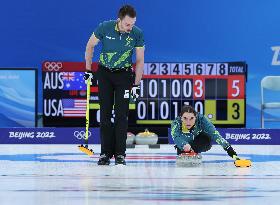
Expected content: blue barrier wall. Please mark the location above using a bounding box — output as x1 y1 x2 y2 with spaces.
1 0 280 128
0 127 279 145
0 128 100 144
167 128 280 145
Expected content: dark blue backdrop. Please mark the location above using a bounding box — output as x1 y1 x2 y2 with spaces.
1 0 280 128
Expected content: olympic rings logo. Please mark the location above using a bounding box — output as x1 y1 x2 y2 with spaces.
44 61 63 71
73 131 91 139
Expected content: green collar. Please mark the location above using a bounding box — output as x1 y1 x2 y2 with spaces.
115 20 131 34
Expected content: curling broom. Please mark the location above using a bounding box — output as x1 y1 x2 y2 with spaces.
233 155 252 167
78 76 94 156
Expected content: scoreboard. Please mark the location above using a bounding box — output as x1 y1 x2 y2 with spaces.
136 62 247 126
43 61 247 128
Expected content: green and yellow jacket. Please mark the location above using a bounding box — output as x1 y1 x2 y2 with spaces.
171 113 231 150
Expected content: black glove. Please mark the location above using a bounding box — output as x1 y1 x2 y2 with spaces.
225 146 237 158
130 85 140 101
83 70 94 85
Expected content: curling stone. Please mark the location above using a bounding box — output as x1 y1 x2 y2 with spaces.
126 132 136 145
135 129 158 145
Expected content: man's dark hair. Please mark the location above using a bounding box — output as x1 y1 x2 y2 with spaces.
180 105 197 117
118 5 136 19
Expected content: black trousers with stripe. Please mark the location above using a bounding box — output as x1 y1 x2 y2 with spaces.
96 65 134 158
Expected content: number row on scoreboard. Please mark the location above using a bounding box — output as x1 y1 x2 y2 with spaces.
136 99 244 124
144 63 229 75
139 78 245 99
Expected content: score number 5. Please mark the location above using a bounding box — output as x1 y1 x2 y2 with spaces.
231 80 240 97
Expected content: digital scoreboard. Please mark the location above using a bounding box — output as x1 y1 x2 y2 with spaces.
43 61 247 128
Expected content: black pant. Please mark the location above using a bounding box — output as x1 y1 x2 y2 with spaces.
176 132 212 155
96 65 134 158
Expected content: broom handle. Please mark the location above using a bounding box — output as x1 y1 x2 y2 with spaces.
85 78 91 145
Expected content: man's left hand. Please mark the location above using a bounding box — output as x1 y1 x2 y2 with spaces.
131 85 140 101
